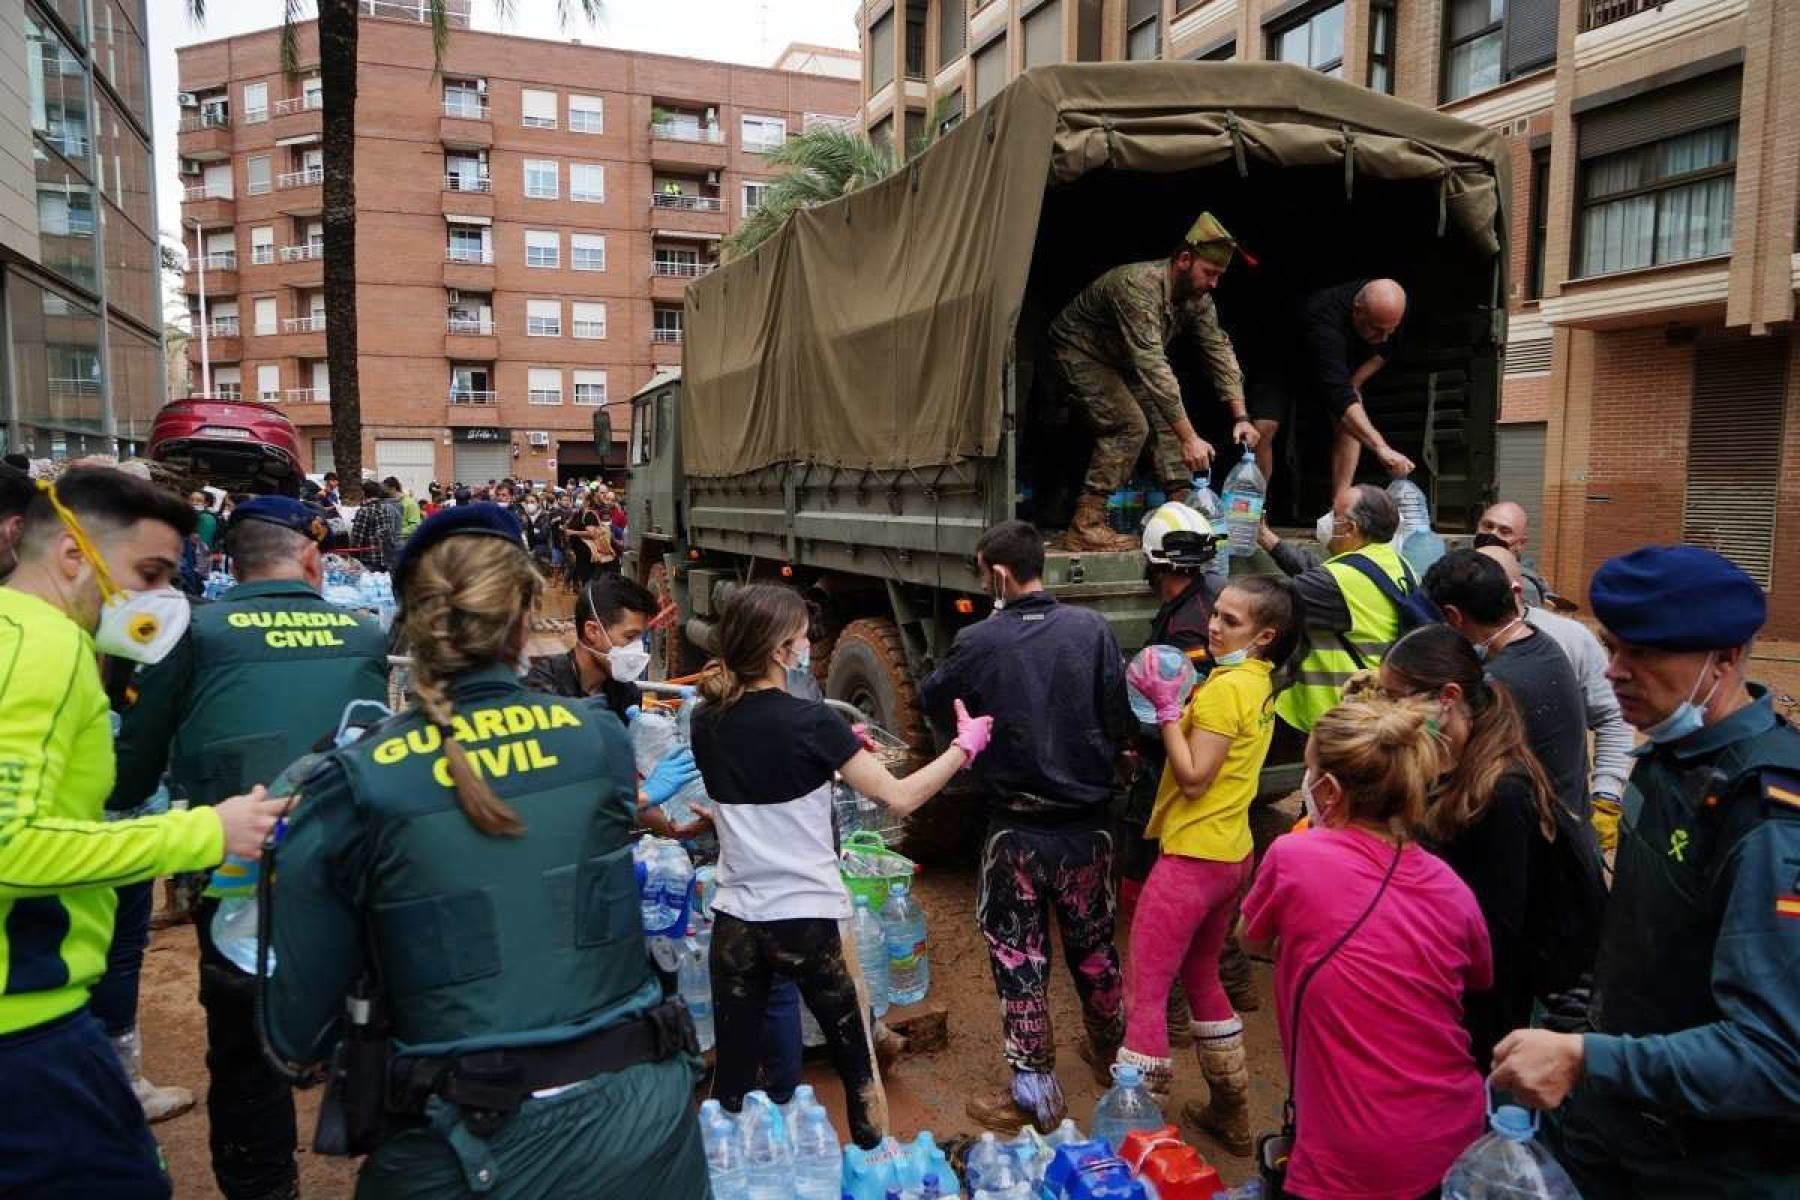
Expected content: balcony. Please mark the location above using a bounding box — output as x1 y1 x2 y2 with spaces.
204 316 241 337
445 316 498 358
271 95 322 118
447 389 499 421
270 94 322 142
177 113 232 161
651 121 724 144
1580 0 1658 31
651 259 712 302
443 174 491 193
441 174 495 219
651 327 684 343
441 99 493 148
652 259 712 278
279 243 324 262
650 334 682 368
180 184 234 225
282 314 326 334
649 121 727 171
278 167 324 190
443 246 496 291
187 328 240 363
249 244 277 266
185 252 239 296
285 387 328 404
650 192 723 213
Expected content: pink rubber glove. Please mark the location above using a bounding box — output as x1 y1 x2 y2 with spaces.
1126 656 1186 725
952 699 993 767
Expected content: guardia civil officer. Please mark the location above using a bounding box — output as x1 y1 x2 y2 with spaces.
264 504 709 1199
1491 546 1800 1199
110 495 389 1200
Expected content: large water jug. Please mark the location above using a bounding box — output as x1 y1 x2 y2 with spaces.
676 923 714 1052
1125 644 1199 727
1387 478 1446 575
1188 473 1224 525
629 709 681 776
791 1097 843 1200
1441 1097 1581 1200
700 1099 748 1200
739 1091 792 1200
1092 1064 1165 1155
880 881 930 1005
851 894 891 1018
1221 448 1265 559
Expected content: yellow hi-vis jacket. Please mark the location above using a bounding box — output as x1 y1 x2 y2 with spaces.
1274 541 1409 733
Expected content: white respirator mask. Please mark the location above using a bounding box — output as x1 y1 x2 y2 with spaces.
37 480 190 665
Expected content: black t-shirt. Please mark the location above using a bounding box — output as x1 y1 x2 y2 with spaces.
690 688 862 921
1298 279 1401 418
523 650 641 724
1485 629 1591 822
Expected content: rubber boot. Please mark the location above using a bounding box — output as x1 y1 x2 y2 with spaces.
1182 1019 1252 1157
111 1028 196 1124
1115 1046 1174 1102
967 1070 1066 1134
1220 936 1261 1013
1064 493 1138 553
1168 980 1196 1047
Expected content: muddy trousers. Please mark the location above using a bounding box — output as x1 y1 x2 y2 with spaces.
978 822 1126 1074
709 912 885 1148
1053 350 1189 496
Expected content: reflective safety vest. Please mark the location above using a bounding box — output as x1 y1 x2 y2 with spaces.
1274 541 1408 732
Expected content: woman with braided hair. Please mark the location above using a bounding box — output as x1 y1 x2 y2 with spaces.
263 505 709 1199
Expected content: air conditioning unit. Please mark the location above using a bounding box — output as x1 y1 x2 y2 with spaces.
178 92 199 107
180 160 202 175
527 431 550 448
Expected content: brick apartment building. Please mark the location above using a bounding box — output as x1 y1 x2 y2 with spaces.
175 3 857 492
855 0 1800 638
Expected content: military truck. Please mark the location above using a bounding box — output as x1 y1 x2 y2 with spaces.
626 62 1511 824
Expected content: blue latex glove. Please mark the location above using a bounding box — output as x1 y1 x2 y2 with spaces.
624 704 641 725
642 746 700 809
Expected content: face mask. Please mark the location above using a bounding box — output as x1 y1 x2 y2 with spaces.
1314 512 1336 545
784 640 812 674
1641 652 1721 744
1472 531 1509 551
989 569 1007 612
1472 616 1523 662
1214 647 1250 667
95 587 191 664
607 640 651 682
524 504 539 516
1301 773 1326 824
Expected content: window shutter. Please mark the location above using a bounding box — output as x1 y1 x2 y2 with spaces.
521 89 557 122
1503 0 1556 78
974 39 1009 104
1023 0 1064 69
1127 0 1157 22
1579 69 1742 159
1683 336 1789 587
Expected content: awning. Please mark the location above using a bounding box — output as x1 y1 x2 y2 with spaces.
653 229 723 242
448 215 493 227
275 133 320 147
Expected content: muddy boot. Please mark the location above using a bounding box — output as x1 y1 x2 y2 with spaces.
1168 980 1196 1047
1076 1031 1124 1089
111 1028 195 1124
1182 1019 1252 1158
1115 1047 1174 1102
967 1070 1066 1135
1220 937 1261 1014
1063 494 1138 553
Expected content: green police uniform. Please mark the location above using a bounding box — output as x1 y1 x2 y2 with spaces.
1546 687 1800 1198
265 666 709 1200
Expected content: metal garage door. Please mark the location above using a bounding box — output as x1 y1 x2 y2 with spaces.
375 439 436 498
1685 336 1788 587
1494 422 1546 538
454 443 511 488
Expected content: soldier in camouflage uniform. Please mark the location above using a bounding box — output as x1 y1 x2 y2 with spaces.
1048 213 1258 553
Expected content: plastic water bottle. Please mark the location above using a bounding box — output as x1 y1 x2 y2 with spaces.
700 1100 748 1200
1188 472 1225 524
1092 1064 1165 1155
1442 1097 1581 1200
1387 476 1432 536
880 881 929 1006
790 1096 843 1200
676 924 714 1052
852 894 891 1018
1387 478 1446 575
966 1132 1031 1199
739 1092 792 1200
630 709 681 776
633 837 693 936
1221 447 1266 558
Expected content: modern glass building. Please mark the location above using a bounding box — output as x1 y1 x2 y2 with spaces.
2 0 162 459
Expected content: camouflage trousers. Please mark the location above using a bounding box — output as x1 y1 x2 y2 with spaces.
1053 349 1188 495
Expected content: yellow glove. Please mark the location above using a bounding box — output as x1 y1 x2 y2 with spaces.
1591 796 1623 853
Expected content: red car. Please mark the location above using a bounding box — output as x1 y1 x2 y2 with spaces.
148 396 305 496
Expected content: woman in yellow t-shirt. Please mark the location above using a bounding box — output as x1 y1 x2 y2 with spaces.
1119 575 1300 1156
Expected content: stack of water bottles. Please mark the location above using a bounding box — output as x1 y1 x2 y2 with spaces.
201 567 237 601
842 1130 960 1199
701 1087 849 1200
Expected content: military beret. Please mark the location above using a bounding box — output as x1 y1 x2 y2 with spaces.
1590 545 1766 651
1185 211 1236 267
227 496 329 543
392 502 524 591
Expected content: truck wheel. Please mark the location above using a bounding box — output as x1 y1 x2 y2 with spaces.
645 561 697 681
825 618 979 865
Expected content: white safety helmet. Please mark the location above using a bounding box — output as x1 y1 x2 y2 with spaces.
1142 501 1220 570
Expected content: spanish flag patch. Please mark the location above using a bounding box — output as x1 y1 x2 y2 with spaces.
1778 895 1800 921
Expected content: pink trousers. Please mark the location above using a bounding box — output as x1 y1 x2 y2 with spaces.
1124 851 1253 1058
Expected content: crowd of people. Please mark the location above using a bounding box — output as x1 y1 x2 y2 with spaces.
0 448 1796 1200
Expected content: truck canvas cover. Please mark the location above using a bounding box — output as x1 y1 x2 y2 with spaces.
683 61 1509 480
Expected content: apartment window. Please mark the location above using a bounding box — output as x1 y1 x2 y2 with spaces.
572 302 607 339
973 38 1009 106
1269 2 1345 77
446 151 489 190
524 159 558 199
302 76 323 108
1578 123 1736 277
938 90 965 136
938 0 967 68
242 81 268 123
869 116 894 160
451 365 493 401
1526 146 1550 298
1368 1 1396 94
569 94 603 133
256 364 280 401
569 163 604 203
245 154 271 195
743 181 768 215
653 307 684 341
528 367 562 406
307 359 330 400
1126 0 1161 61
443 78 485 119
905 0 928 79
525 229 560 268
526 298 562 337
869 11 896 92
447 225 488 262
213 366 242 399
253 297 276 336
521 89 558 129
1442 0 1555 103
571 233 606 271
573 369 608 406
1023 0 1064 69
742 116 786 154
250 226 275 265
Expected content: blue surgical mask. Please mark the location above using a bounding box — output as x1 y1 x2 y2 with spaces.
1641 653 1721 744
1213 646 1250 667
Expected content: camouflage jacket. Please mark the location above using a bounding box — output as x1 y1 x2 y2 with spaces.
1048 258 1245 430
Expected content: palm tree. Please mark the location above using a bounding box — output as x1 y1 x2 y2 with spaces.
184 1 602 486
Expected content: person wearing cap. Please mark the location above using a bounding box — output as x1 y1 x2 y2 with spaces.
262 504 710 1198
1047 213 1257 553
109 493 388 1200
1490 545 1800 1199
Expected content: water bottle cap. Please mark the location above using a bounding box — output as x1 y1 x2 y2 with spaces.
1489 1103 1536 1142
854 894 870 907
1112 1063 1141 1086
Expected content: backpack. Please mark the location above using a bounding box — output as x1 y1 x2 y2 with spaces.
1524 797 1609 998
1336 552 1442 632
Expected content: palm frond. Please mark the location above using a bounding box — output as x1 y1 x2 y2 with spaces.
723 127 900 260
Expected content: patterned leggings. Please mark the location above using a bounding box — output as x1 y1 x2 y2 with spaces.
977 823 1125 1074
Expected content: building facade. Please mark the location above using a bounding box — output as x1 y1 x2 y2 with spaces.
2 0 163 460
857 0 1800 638
176 11 857 492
